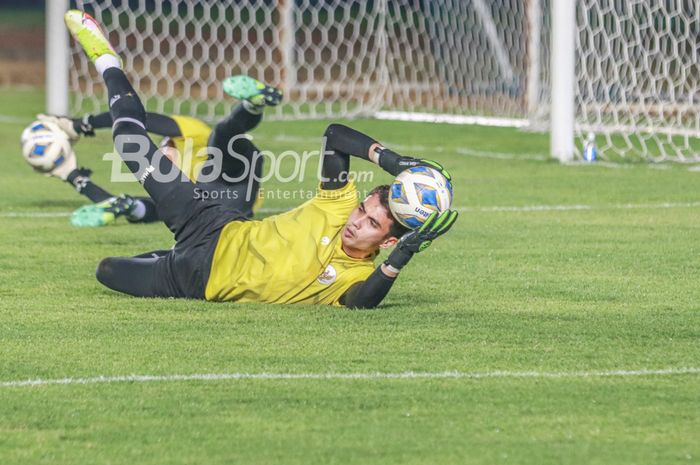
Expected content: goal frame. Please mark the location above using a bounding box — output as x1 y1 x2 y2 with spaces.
46 1 697 163
47 0 546 135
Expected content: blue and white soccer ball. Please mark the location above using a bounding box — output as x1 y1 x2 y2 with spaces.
389 166 453 229
20 120 71 173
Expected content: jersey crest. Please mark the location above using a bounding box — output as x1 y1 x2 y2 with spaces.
317 264 337 285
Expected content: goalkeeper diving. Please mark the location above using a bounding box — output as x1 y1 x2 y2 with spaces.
66 10 458 308
37 73 280 226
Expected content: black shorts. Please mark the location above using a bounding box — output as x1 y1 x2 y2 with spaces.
153 200 248 299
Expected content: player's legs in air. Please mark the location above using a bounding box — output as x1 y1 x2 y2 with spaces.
65 10 245 297
196 75 282 218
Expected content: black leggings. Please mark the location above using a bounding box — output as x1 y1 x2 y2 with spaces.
95 68 244 298
96 255 163 297
195 104 264 217
84 106 264 220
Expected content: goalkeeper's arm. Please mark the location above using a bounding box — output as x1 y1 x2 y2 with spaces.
340 209 458 309
321 124 457 308
320 123 452 190
38 112 183 140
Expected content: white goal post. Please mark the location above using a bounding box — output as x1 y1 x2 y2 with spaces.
550 0 575 162
47 1 699 162
46 0 70 116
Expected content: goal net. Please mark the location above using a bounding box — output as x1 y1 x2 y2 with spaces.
69 0 537 120
67 0 699 162
571 1 699 162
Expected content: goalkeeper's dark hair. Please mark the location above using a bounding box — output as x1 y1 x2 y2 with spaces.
368 185 411 239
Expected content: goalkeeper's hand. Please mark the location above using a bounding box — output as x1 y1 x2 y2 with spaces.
36 114 81 142
385 209 459 271
396 156 452 181
48 145 78 181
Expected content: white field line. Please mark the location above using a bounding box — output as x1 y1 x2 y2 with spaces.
0 212 71 218
461 201 700 213
2 367 698 389
4 201 700 219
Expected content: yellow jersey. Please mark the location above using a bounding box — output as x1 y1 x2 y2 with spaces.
205 181 376 306
168 114 212 182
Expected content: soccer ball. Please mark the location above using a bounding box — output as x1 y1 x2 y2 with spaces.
20 121 72 173
389 166 453 229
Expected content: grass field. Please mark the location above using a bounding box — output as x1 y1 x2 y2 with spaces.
1 87 699 464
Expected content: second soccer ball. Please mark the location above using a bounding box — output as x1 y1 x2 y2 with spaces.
20 121 72 173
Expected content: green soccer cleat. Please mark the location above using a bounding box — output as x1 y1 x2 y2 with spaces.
64 10 121 65
70 195 136 227
223 75 283 107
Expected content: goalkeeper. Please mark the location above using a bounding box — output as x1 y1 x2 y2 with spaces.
66 10 457 307
40 74 280 226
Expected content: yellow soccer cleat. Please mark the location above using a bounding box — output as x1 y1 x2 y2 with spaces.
64 10 121 65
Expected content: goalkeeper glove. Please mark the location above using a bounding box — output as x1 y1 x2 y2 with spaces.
395 156 452 181
373 145 452 180
36 114 96 141
385 209 459 271
417 158 452 181
48 145 78 181
36 114 81 142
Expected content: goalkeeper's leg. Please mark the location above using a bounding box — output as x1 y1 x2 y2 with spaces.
102 68 206 237
96 255 166 297
96 243 214 299
208 102 263 154
105 72 218 238
200 104 266 217
205 102 263 182
95 250 194 299
65 10 227 241
198 76 282 216
210 75 282 178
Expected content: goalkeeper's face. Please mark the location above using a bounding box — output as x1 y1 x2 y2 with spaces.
342 193 399 254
